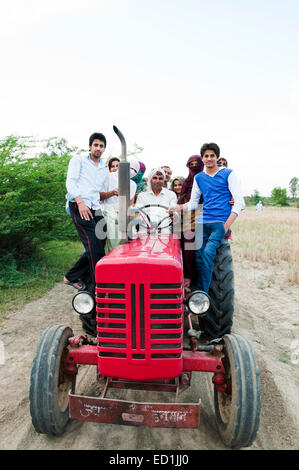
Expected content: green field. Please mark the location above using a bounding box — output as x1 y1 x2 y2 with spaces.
232 206 299 286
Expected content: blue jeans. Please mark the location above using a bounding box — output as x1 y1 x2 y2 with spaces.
196 222 227 294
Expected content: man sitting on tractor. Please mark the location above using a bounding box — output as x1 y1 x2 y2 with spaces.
135 167 177 234
170 142 245 295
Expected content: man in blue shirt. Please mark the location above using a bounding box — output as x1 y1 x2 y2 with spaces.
170 142 245 295
64 132 109 289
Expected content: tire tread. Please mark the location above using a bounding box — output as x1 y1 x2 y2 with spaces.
214 334 261 448
29 325 73 435
203 240 234 339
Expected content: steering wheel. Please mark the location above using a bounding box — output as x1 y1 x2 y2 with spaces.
132 204 177 234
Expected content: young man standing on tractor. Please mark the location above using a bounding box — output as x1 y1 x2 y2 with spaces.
170 142 245 295
64 132 108 289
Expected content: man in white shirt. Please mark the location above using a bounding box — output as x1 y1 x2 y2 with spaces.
64 132 108 289
136 168 177 234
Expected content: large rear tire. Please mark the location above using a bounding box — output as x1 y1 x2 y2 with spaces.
29 325 74 435
214 334 261 448
202 240 234 339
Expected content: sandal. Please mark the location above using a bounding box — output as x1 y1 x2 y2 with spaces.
63 277 85 290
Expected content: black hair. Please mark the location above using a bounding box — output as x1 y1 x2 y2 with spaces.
108 157 120 170
200 142 220 158
89 132 106 147
170 176 184 192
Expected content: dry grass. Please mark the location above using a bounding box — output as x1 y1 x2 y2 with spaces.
231 206 299 286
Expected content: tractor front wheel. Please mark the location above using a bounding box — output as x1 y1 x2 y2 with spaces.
214 334 261 448
29 325 75 435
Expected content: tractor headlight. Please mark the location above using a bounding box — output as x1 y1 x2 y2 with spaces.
72 291 95 315
187 290 210 315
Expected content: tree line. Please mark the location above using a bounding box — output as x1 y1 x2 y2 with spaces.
0 135 79 258
1 134 298 261
248 177 298 206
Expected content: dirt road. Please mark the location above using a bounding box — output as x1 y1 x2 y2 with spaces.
0 259 298 450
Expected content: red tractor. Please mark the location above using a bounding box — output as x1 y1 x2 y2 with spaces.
29 127 260 448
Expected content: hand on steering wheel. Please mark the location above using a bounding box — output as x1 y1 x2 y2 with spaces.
133 204 178 234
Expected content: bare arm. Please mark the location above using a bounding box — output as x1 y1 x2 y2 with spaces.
100 189 119 201
224 212 238 232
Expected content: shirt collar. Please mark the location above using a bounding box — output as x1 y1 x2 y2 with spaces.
87 153 107 168
148 187 166 195
203 167 225 175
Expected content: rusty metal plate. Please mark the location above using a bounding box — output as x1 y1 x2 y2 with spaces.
69 393 200 428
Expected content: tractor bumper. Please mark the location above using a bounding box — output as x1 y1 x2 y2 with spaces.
69 393 200 428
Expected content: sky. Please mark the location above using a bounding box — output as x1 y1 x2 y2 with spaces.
0 0 298 196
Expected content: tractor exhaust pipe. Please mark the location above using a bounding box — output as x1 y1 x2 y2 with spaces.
113 126 130 244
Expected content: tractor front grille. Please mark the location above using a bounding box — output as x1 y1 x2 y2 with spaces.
149 283 182 359
96 282 183 362
97 283 127 358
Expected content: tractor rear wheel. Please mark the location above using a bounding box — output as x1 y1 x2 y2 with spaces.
29 325 75 435
214 334 261 448
202 239 234 339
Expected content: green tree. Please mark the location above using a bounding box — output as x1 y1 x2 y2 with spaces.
0 135 79 256
127 143 144 158
250 189 262 204
289 177 298 200
271 187 288 206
